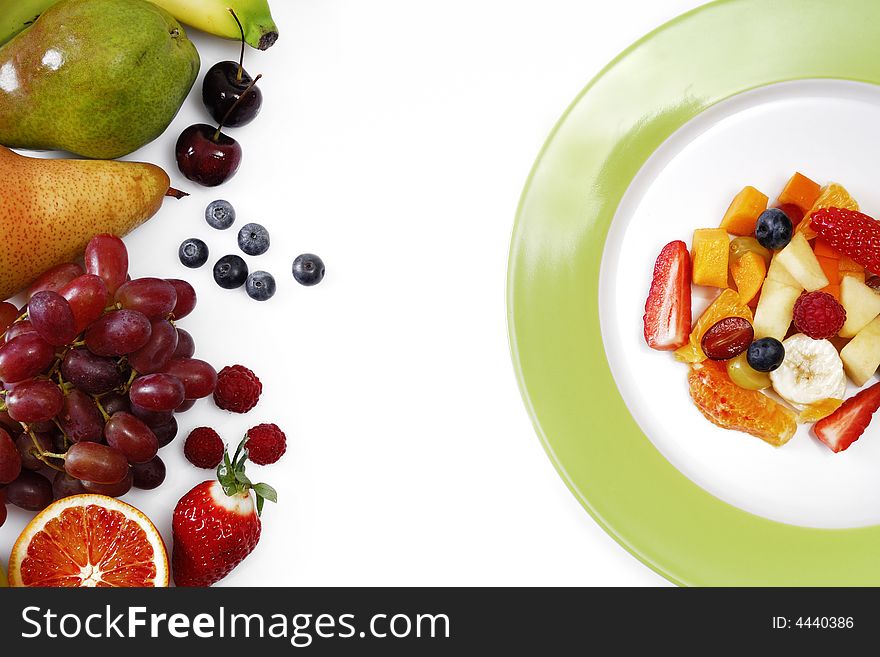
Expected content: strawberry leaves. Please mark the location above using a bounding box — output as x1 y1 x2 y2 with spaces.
216 435 277 515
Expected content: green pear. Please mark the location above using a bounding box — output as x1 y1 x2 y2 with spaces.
0 0 199 159
0 146 181 299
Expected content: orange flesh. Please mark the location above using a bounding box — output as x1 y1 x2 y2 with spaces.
19 505 157 587
688 360 797 447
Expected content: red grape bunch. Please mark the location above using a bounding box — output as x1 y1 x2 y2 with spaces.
0 234 218 526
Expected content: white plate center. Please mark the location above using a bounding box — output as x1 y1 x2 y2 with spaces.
601 79 880 529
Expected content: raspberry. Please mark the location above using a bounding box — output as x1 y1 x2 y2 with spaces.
184 427 225 469
810 207 880 274
792 291 846 340
213 365 262 413
245 423 286 465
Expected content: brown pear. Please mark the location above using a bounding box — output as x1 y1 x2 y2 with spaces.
0 146 181 299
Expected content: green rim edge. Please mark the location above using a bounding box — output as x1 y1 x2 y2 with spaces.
507 0 880 586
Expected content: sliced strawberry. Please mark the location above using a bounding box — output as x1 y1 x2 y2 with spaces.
643 240 692 350
813 382 880 453
810 207 880 275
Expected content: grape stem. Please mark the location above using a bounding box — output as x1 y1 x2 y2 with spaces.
53 418 70 449
26 429 66 471
119 368 138 394
93 396 110 422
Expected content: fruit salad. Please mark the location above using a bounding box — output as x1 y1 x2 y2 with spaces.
643 172 880 452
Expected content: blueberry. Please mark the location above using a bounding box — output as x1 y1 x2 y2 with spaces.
755 208 793 250
213 255 248 289
292 253 325 286
747 337 785 372
237 223 270 256
205 200 235 230
245 271 276 301
178 238 209 268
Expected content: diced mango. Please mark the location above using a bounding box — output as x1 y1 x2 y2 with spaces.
776 172 821 215
720 186 769 236
692 228 729 288
813 238 840 259
816 255 841 286
730 251 767 305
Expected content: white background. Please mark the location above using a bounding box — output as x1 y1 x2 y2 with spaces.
0 0 722 586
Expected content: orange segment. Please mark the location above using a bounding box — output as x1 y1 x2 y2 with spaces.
8 494 168 588
839 254 864 273
730 251 766 305
675 288 753 363
688 360 797 446
796 183 859 240
692 228 729 288
776 172 821 215
720 186 768 236
798 398 844 423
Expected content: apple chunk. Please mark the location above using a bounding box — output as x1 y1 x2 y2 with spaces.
766 253 803 289
839 276 880 338
775 232 829 292
841 316 880 386
753 279 801 341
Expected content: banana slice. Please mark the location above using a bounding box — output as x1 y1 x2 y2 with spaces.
770 334 846 410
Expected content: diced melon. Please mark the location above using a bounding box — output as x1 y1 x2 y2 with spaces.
841 316 880 386
775 232 829 292
839 276 880 338
766 254 803 289
753 279 801 341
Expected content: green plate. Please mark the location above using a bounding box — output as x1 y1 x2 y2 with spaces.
507 0 880 586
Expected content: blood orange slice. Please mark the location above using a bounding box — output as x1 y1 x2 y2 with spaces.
7 494 168 587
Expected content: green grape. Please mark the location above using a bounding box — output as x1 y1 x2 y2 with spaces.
726 352 772 390
729 237 771 265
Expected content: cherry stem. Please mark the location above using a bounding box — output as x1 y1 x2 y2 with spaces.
212 73 262 141
228 8 247 83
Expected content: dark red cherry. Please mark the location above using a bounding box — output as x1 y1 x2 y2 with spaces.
203 61 263 127
175 124 242 187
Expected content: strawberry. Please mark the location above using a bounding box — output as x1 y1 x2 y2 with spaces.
643 240 692 350
813 382 880 453
172 439 277 587
810 207 880 275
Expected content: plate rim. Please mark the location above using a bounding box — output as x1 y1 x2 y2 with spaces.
507 0 880 586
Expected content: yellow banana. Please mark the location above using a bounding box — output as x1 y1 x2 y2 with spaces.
0 0 278 51
149 0 278 50
0 0 55 46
